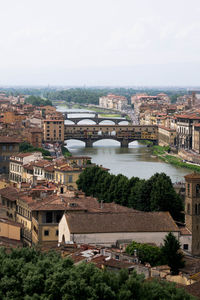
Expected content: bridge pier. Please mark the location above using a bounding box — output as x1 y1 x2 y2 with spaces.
85 139 93 147
121 139 129 148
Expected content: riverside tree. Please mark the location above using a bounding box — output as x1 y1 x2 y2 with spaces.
77 166 184 221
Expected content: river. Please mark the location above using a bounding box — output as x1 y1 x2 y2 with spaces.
57 105 192 182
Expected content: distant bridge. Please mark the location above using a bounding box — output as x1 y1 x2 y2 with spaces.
64 124 158 147
63 112 129 125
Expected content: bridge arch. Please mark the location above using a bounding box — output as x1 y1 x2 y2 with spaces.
93 138 120 147
77 119 97 125
118 120 129 125
98 119 116 125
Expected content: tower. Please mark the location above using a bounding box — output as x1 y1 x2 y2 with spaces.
185 173 200 256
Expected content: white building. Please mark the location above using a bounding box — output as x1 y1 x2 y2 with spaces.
58 211 190 249
9 152 43 183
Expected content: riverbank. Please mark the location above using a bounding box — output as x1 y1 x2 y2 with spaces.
153 145 200 173
139 141 200 172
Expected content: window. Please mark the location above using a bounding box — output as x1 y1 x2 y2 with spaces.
56 230 59 236
187 203 190 214
46 212 53 223
195 204 198 215
44 230 49 236
187 183 190 196
68 175 73 183
183 244 188 250
196 184 200 196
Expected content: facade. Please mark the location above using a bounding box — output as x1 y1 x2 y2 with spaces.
59 211 179 247
193 124 200 153
99 94 128 111
184 173 200 256
0 218 22 241
54 165 82 189
9 152 43 183
176 114 200 150
28 128 43 148
0 136 21 174
43 119 64 142
158 126 176 147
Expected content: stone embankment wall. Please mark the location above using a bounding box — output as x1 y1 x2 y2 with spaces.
178 149 200 164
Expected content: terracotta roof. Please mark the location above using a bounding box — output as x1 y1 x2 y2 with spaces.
0 218 23 228
184 173 200 180
0 136 21 143
0 187 19 201
33 160 53 168
178 226 191 235
176 114 200 120
158 126 176 132
65 211 179 234
13 152 39 158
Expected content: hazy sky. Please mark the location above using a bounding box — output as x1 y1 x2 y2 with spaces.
0 0 200 86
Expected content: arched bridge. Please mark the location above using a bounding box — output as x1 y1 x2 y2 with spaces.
65 116 129 125
64 124 158 147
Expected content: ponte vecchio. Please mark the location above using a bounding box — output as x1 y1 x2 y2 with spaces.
64 124 158 147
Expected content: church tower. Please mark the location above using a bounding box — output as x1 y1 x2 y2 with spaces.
185 173 200 256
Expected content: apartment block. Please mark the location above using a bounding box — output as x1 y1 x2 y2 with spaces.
43 120 64 142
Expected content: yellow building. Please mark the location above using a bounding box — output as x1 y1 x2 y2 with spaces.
0 218 22 241
43 119 64 142
54 164 82 189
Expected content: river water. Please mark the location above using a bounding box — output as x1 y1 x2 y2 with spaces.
57 106 192 182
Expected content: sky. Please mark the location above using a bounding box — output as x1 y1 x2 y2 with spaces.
0 0 200 86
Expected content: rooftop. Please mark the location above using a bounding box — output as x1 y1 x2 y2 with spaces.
65 211 179 234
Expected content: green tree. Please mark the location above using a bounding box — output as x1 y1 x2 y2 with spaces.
19 142 51 157
25 95 52 106
126 241 162 267
149 173 183 221
161 232 185 275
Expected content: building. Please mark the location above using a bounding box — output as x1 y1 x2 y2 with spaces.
176 114 200 150
43 119 64 142
9 152 43 183
28 127 43 148
158 126 176 147
99 94 128 111
0 136 21 174
193 124 200 153
59 211 179 247
0 218 22 241
0 184 134 245
184 173 200 256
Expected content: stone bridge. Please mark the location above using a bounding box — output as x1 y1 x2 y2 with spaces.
63 112 128 125
64 124 158 147
65 116 129 125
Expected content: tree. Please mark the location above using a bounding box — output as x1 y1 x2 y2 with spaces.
19 142 51 157
25 95 52 106
161 232 185 275
126 241 162 267
76 167 183 221
149 173 183 221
